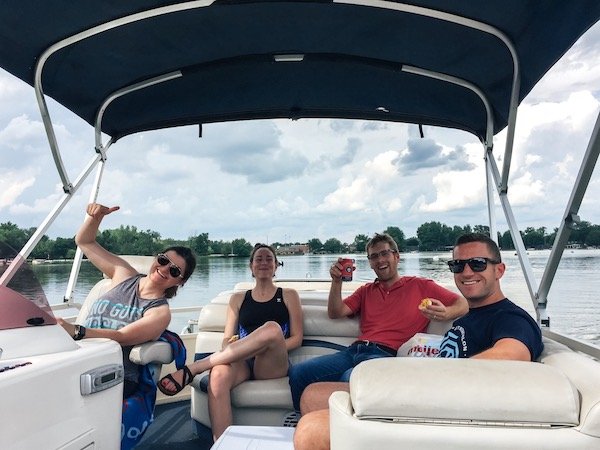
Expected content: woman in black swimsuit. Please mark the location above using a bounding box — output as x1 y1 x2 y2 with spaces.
158 243 303 441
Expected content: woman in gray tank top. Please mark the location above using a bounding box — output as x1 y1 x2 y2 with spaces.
158 243 304 442
57 202 196 396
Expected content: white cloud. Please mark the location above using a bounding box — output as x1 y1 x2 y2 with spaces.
318 177 375 213
507 172 545 206
0 170 36 208
418 168 485 213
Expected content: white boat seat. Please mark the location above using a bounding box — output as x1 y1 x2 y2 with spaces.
190 293 452 431
328 337 600 449
129 340 174 365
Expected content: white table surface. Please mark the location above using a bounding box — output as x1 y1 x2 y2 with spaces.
211 425 295 450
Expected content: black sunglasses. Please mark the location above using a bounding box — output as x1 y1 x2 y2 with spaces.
447 257 500 274
157 253 184 278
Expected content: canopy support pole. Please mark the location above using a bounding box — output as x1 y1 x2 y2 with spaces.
537 110 600 312
63 157 109 304
484 146 498 245
487 155 541 322
0 144 112 287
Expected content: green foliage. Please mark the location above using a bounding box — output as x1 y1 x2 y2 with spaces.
191 232 210 256
522 226 547 249
5 218 600 261
404 236 420 249
97 225 161 255
383 226 405 250
232 238 253 257
51 237 76 259
307 238 323 252
416 221 448 251
500 230 514 250
0 222 30 258
586 227 600 246
416 222 473 251
323 237 343 253
352 234 369 252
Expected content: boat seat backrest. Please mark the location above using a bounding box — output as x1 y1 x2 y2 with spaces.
328 356 594 450
191 299 361 429
195 302 360 357
191 295 456 430
539 338 600 438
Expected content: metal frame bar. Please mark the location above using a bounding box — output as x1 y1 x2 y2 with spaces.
62 159 108 303
485 149 498 245
0 146 111 286
399 65 542 318
401 65 494 147
537 110 600 308
62 70 184 303
487 152 541 322
32 0 215 192
401 64 501 247
543 328 600 360
338 0 521 193
94 71 182 149
27 3 197 299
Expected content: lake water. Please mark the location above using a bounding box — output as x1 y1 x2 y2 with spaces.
25 250 600 347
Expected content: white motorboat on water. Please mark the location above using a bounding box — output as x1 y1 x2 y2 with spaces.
2 1 600 449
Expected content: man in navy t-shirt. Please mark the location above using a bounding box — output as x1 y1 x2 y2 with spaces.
439 233 544 360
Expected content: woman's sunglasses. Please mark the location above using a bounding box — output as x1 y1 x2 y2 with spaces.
447 257 500 274
156 253 184 278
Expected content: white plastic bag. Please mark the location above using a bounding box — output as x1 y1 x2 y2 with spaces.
397 333 443 357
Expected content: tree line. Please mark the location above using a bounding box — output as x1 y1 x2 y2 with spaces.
2 220 600 260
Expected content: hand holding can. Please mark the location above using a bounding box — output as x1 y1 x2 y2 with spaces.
340 258 355 281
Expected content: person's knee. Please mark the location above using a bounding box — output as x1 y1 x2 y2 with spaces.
294 409 330 450
300 382 349 415
256 321 285 345
208 365 233 396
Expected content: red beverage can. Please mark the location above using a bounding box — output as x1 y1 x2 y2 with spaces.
340 258 355 281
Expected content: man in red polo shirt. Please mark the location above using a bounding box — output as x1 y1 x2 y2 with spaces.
288 232 468 414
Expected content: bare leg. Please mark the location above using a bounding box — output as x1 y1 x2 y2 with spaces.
294 409 331 450
208 361 250 441
294 382 349 450
300 382 350 415
160 321 288 392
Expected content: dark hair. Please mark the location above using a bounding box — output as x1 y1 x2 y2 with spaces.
250 243 278 265
366 233 399 253
162 246 196 298
454 233 502 262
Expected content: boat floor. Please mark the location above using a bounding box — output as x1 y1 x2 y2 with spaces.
137 401 214 450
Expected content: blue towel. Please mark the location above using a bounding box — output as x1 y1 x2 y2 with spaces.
120 330 187 450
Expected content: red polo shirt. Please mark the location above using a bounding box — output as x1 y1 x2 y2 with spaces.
343 276 459 350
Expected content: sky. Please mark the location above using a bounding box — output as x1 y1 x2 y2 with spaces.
2 23 600 246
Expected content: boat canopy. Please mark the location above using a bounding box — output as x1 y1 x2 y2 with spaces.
2 1 600 323
1 0 599 143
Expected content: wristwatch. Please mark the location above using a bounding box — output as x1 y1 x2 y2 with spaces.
73 324 87 341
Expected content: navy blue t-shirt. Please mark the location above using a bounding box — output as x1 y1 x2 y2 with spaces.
438 298 544 360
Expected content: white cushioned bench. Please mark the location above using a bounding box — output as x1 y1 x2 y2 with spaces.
190 299 360 429
190 286 453 431
329 337 600 449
